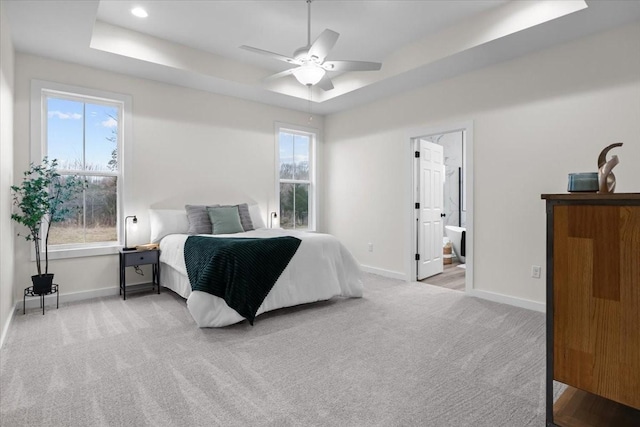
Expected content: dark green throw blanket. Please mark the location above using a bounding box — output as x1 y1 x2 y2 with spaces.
184 236 301 325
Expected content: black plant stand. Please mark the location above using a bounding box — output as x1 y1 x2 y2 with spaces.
24 284 59 315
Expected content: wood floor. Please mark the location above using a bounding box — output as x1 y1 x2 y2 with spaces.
420 261 466 291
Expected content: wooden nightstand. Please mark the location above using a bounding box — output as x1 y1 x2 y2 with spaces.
119 248 161 300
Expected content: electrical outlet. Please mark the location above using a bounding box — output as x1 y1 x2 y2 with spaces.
368 243 373 252
531 265 542 279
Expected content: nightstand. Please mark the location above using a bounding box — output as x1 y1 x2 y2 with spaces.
119 248 161 300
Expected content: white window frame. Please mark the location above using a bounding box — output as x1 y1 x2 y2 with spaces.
30 80 132 259
275 122 318 231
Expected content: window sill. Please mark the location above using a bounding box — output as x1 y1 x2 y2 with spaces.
31 245 121 261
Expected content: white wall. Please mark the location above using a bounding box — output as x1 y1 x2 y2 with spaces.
324 22 640 305
13 54 323 302
1 4 16 345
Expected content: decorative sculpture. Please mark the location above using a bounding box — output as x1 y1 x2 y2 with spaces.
597 143 623 193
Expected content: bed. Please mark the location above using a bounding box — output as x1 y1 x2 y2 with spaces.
150 206 363 327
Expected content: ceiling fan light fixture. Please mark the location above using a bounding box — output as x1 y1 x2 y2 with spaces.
131 7 148 18
292 62 325 86
242 0 380 91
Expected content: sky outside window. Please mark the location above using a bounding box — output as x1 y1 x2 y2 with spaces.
294 135 309 180
279 132 309 180
47 97 118 171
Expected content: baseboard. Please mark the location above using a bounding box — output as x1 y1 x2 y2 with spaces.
0 307 16 349
360 265 407 281
468 288 545 313
18 282 156 311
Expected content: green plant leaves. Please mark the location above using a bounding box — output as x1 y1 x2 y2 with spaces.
10 157 86 275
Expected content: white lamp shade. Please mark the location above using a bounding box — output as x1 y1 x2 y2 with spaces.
292 63 326 86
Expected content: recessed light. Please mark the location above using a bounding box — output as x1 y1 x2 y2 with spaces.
131 7 148 18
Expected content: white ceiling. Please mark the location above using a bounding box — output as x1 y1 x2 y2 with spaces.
96 0 507 72
4 1 640 115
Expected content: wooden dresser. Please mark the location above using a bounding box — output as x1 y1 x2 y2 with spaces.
541 193 640 427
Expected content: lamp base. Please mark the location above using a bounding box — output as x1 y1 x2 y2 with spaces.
122 247 137 251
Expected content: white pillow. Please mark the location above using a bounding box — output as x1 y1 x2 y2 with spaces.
248 204 266 229
149 209 190 243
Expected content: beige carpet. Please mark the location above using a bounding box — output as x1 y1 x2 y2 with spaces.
1 274 548 426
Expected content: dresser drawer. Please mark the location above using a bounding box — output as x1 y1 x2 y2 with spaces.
123 250 159 267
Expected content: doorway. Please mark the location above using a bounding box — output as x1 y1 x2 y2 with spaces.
406 123 473 293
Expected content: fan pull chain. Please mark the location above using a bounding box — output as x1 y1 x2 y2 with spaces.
307 0 312 47
308 85 313 124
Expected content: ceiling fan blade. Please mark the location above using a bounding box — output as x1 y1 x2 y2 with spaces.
322 60 382 72
308 29 339 62
240 45 300 65
316 75 334 91
263 68 295 82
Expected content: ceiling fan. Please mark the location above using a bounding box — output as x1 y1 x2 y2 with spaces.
240 0 382 91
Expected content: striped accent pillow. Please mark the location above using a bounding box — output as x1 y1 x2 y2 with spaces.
229 203 254 232
185 204 219 234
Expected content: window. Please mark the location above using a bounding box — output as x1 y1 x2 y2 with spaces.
276 124 317 231
31 81 131 258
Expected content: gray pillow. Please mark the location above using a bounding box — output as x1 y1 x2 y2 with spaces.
207 206 244 235
220 203 254 231
185 204 219 234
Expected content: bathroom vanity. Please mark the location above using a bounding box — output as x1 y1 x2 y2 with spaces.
541 193 640 426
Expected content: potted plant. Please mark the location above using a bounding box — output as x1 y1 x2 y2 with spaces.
11 158 85 294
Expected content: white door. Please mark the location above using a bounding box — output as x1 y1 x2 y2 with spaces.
417 139 444 280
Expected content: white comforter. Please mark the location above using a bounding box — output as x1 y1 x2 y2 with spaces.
160 228 363 327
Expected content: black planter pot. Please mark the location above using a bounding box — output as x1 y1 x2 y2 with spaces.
31 274 54 294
